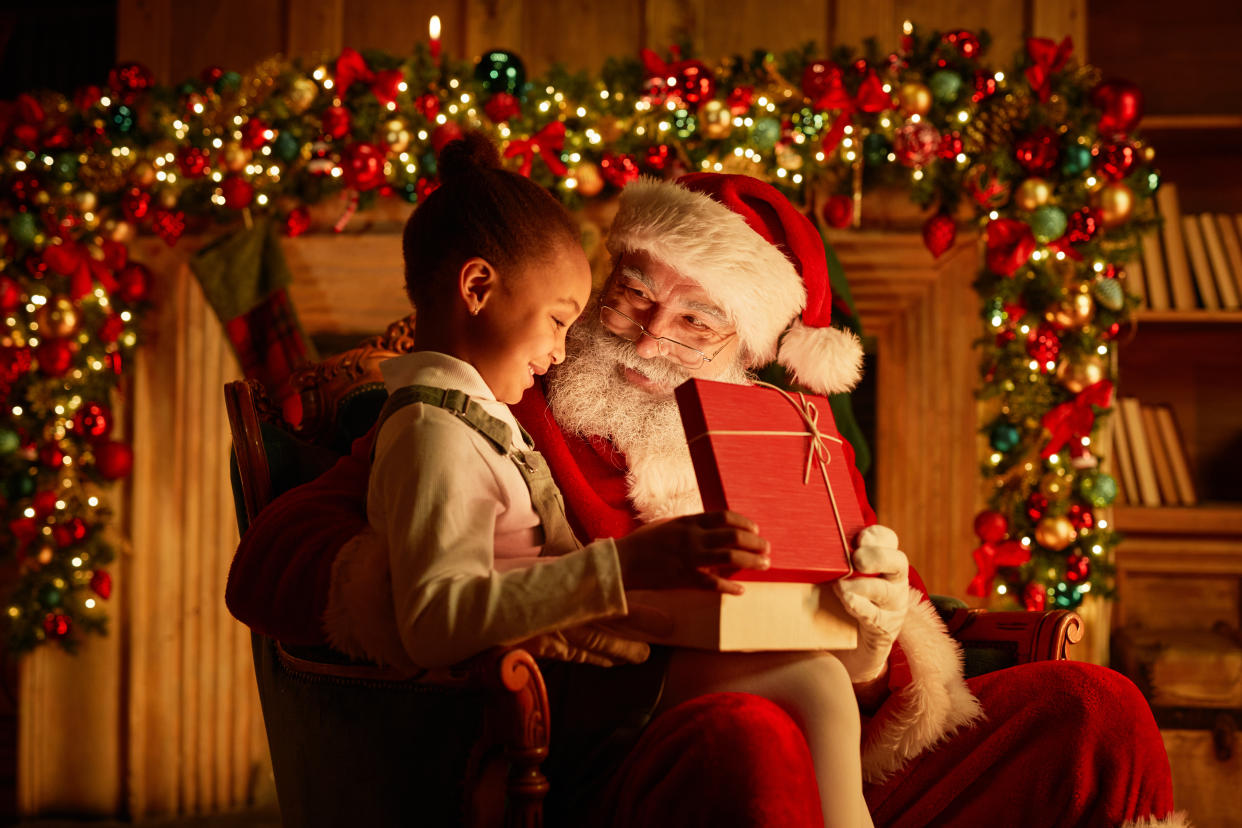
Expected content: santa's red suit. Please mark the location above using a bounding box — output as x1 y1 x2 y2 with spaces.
227 380 1184 828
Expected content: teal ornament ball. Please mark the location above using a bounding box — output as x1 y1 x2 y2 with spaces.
0 427 19 455
216 71 243 93
752 117 781 151
929 70 963 103
1093 277 1125 311
1078 472 1118 507
109 104 136 134
989 421 1021 453
1062 144 1092 176
474 50 527 97
1030 205 1068 243
863 132 891 166
273 131 301 162
1052 581 1085 609
8 212 38 246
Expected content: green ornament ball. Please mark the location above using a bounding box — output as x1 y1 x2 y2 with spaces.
989 422 1021 453
928 70 963 103
420 152 437 176
0 427 19 455
1061 144 1092 176
109 103 136 134
1030 205 1068 243
52 153 80 182
39 586 62 608
273 131 301 163
216 71 243 93
474 50 527 97
8 212 38 246
1093 278 1125 311
752 117 781 151
1078 472 1118 507
863 132 891 166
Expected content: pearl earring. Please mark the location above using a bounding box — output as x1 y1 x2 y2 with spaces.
470 306 480 316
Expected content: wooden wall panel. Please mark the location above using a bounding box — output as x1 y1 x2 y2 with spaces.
520 1 644 75
341 0 464 57
461 0 526 62
285 0 346 61
895 0 1028 66
169 1 285 83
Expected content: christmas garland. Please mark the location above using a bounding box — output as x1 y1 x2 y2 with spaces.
0 24 1155 651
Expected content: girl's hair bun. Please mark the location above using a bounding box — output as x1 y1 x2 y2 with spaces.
437 132 502 185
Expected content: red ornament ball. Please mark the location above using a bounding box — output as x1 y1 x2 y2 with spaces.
321 105 351 140
1064 553 1091 583
117 262 152 304
727 85 754 115
944 30 982 60
672 61 716 109
644 144 671 172
1067 502 1095 531
922 213 957 258
68 517 87 540
32 488 59 516
1026 492 1050 521
1022 582 1047 612
822 194 853 229
36 339 75 377
284 206 312 238
98 313 125 344
415 93 440 121
973 509 1010 543
91 569 113 600
600 152 640 189
0 276 23 313
1026 323 1061 364
38 444 65 470
972 70 998 102
893 121 941 168
74 402 112 439
240 118 271 150
1092 79 1144 137
107 62 155 97
801 61 845 105
94 440 134 480
121 186 152 223
937 131 964 160
151 209 186 246
341 143 386 191
483 92 521 123
1092 141 1136 181
43 612 71 639
1014 127 1059 176
221 176 254 210
177 146 210 178
1065 207 1100 245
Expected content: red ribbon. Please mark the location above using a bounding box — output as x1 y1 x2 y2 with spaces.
985 218 1037 276
1024 37 1073 103
335 48 404 107
504 122 568 178
967 539 1030 597
1041 379 1113 459
818 70 895 154
639 46 685 78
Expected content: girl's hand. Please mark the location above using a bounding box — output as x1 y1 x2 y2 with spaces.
615 511 771 594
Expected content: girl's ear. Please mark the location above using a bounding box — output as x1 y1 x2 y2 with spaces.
458 257 497 316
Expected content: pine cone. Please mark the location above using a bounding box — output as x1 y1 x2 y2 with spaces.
964 93 1031 155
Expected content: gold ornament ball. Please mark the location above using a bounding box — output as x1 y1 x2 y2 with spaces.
1096 182 1134 228
572 162 604 198
897 82 933 117
1047 292 1095 329
34 296 80 338
383 119 411 154
1034 515 1077 551
130 160 156 187
222 142 251 172
73 189 98 213
287 77 318 115
1015 177 1053 211
700 100 733 140
1056 354 1106 394
103 219 134 243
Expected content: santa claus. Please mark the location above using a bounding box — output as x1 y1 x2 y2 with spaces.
227 173 1186 828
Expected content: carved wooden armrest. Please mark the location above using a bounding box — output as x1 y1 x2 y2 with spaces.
941 608 1084 665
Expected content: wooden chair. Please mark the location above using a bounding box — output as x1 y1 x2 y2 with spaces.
225 315 1082 827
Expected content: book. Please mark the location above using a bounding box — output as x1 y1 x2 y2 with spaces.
626 583 857 651
1119 396 1162 506
1127 256 1148 309
1216 214 1242 303
1181 215 1220 310
1199 214 1240 309
1154 405 1198 505
1140 228 1171 311
1156 184 1197 310
1141 404 1180 505
675 378 866 583
1111 408 1140 505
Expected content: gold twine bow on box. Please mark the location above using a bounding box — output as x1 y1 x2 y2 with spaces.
686 381 854 573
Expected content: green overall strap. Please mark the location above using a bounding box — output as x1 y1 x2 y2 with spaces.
374 384 582 555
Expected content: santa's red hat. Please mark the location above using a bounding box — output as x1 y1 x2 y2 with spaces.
605 173 864 395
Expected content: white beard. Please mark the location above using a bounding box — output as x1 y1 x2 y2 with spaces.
547 303 751 523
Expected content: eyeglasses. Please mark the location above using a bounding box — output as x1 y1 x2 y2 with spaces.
600 304 734 369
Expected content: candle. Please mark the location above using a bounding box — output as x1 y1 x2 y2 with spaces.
429 15 442 62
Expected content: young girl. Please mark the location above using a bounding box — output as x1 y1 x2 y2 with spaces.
347 133 872 827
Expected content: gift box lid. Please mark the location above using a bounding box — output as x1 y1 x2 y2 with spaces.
675 378 868 583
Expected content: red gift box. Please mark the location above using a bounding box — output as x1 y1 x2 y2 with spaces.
675 378 868 583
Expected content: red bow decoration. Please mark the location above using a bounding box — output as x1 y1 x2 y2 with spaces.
504 122 568 178
335 48 404 107
818 70 895 155
1024 37 1073 103
985 218 1037 276
639 46 686 79
1041 379 1113 459
967 539 1030 597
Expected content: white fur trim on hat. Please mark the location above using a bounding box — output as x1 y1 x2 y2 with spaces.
1122 814 1193 828
778 319 864 396
606 178 805 365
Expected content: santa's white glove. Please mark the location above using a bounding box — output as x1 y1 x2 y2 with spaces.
832 525 910 684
